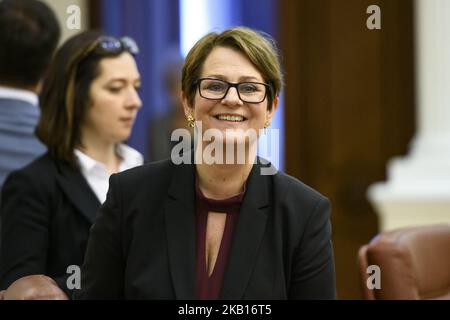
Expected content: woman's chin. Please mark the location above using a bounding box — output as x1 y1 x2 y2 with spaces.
112 132 131 144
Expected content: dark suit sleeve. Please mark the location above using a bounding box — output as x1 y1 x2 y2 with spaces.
289 197 337 299
74 174 124 299
0 170 50 290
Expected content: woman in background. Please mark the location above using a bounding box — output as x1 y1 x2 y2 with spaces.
0 31 143 299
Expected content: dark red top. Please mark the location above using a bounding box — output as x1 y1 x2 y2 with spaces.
195 178 245 300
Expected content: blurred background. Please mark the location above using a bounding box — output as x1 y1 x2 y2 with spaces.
41 0 450 299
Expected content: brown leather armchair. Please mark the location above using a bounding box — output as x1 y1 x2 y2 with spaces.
358 224 450 300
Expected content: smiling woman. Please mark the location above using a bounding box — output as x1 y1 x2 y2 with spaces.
73 27 337 300
0 31 144 299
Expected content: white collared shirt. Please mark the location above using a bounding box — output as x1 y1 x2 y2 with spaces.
0 86 38 106
74 144 144 203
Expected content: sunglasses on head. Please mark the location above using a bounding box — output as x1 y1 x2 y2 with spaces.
78 36 139 60
94 36 140 55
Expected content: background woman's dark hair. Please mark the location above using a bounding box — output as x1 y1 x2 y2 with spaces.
36 31 131 167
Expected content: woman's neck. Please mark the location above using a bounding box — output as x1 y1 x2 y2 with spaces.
78 134 120 175
195 145 256 200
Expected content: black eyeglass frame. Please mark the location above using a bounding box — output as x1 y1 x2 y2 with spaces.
195 77 272 104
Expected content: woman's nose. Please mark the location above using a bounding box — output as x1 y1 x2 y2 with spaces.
221 87 243 106
126 87 142 109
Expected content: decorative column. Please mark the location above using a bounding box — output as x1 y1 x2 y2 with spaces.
367 0 450 230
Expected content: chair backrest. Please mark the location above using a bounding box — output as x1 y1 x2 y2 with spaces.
358 224 450 300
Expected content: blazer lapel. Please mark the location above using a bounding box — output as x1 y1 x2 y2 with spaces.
220 161 271 299
164 161 197 299
56 162 100 224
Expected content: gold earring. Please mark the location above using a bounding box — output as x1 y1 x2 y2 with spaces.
264 121 270 134
187 114 195 128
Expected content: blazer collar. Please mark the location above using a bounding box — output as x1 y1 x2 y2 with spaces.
164 156 271 299
165 160 197 299
220 160 271 299
55 161 100 224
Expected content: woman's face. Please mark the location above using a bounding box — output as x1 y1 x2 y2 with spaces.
183 46 278 145
82 52 142 145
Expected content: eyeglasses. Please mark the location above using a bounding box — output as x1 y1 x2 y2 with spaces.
196 78 271 104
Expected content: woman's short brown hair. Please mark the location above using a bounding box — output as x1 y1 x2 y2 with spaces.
182 27 284 110
36 31 133 167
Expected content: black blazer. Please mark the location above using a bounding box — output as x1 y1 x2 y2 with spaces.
0 153 100 292
76 158 336 299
